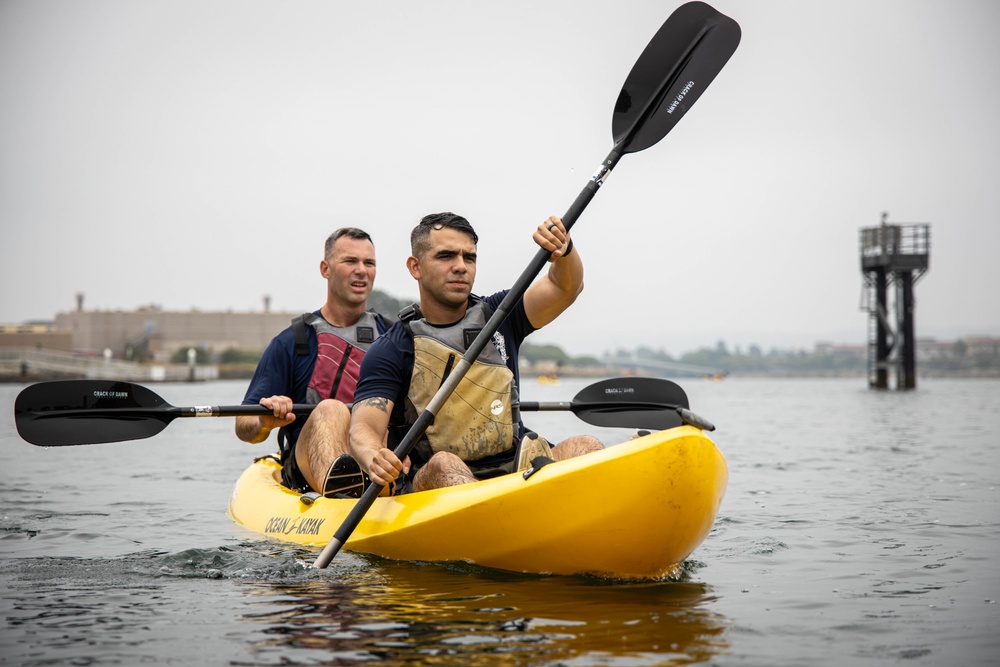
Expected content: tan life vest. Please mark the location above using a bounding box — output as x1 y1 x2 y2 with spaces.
403 299 517 462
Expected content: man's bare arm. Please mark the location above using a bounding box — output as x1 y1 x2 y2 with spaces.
523 216 584 329
349 397 405 486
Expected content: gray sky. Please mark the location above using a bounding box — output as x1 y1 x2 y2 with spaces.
2 0 998 357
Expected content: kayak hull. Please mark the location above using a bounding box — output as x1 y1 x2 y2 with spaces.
228 425 727 579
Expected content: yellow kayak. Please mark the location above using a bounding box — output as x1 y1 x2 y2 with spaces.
228 425 727 580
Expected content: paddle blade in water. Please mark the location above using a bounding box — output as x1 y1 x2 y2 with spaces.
14 380 171 446
612 1 741 154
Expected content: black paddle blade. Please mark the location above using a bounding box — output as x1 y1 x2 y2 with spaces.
612 1 741 154
572 376 690 430
14 380 171 446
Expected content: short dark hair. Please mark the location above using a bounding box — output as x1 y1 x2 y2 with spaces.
410 212 478 257
325 227 373 259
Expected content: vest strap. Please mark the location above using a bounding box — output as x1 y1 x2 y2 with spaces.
291 313 311 356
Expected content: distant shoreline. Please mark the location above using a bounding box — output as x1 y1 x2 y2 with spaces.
4 366 997 385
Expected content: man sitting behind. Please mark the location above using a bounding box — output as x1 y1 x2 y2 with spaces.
350 212 602 493
235 227 387 496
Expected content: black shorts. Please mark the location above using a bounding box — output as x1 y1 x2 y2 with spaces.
280 448 312 493
466 455 517 481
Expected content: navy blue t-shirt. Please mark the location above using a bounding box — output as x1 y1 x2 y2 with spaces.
241 310 388 444
353 291 536 437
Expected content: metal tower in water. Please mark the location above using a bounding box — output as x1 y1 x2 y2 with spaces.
859 213 930 389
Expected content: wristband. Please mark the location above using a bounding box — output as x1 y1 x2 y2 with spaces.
562 238 574 257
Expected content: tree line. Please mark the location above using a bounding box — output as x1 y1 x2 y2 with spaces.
171 289 998 378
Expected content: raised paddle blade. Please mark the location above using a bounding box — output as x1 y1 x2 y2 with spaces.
572 376 690 430
612 1 741 154
15 380 171 446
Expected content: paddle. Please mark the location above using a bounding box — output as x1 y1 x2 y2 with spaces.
521 376 715 432
13 377 708 447
12 380 317 447
312 1 740 569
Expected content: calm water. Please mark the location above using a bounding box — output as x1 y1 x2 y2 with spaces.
2 377 997 666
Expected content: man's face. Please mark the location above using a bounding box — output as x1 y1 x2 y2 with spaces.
322 236 376 307
413 227 477 310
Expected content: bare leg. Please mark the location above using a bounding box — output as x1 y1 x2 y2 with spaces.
294 399 352 492
550 435 603 461
413 451 477 492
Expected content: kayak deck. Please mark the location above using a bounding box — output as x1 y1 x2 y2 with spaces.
228 425 727 580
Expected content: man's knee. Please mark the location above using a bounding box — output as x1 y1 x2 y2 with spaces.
429 451 464 464
413 451 475 491
422 451 467 477
576 435 603 451
552 435 603 460
309 398 350 422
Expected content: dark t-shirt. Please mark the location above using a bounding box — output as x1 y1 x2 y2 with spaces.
353 291 536 439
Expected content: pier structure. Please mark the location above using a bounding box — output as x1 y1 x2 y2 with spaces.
859 213 930 389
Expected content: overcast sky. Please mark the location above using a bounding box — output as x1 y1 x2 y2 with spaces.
2 0 998 357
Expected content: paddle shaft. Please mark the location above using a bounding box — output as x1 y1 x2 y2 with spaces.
33 397 677 421
45 395 680 420
29 403 318 422
13 375 699 446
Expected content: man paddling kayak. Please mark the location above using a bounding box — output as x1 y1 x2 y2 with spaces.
350 212 602 493
235 228 388 496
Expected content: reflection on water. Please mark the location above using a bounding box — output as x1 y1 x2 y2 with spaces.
238 558 729 666
0 543 729 667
